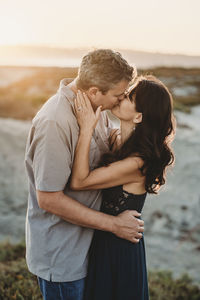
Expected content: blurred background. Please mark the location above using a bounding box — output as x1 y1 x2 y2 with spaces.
0 0 200 298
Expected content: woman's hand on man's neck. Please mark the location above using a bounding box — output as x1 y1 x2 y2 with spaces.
68 79 97 112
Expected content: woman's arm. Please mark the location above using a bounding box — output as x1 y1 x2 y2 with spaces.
70 91 143 191
71 153 143 190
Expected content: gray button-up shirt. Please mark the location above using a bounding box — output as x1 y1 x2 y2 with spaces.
25 78 113 282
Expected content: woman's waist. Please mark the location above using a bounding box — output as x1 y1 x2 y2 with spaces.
100 204 144 216
91 229 144 248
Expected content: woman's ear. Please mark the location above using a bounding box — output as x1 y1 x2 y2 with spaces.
134 112 143 124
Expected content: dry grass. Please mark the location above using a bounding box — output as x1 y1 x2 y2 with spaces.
0 67 77 120
0 66 200 120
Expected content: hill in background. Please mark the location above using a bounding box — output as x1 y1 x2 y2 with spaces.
1 46 200 68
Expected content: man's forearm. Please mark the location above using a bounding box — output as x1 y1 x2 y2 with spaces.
37 190 115 232
37 190 144 244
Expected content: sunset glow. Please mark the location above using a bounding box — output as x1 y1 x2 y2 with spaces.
0 0 200 55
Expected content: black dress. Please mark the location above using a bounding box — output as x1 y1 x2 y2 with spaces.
84 185 149 300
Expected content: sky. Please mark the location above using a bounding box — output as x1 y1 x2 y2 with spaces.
0 0 200 55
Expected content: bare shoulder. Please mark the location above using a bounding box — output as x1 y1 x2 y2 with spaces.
127 155 144 169
117 156 144 174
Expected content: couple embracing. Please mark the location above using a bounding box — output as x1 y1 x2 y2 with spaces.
25 49 175 300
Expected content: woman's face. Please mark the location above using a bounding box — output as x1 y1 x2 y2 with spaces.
111 93 138 122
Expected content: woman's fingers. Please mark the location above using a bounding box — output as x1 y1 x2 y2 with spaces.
82 92 93 111
74 91 101 130
76 90 93 113
75 93 83 114
74 97 79 115
77 90 85 108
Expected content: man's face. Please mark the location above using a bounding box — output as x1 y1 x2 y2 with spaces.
92 80 129 110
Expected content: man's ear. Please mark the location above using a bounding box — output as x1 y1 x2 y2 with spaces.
134 112 142 124
87 87 99 101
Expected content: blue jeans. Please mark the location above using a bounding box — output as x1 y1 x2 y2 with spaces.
38 277 85 300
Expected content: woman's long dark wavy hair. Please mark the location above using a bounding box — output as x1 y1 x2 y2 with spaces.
100 75 176 194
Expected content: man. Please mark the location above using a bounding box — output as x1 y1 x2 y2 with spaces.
25 49 144 300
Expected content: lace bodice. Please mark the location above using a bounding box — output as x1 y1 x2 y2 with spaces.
101 185 147 216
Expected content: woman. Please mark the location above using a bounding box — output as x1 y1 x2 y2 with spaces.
70 75 175 300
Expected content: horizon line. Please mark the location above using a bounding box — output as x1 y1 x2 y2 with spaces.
0 44 200 58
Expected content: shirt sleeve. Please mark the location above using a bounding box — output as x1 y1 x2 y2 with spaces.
32 119 72 192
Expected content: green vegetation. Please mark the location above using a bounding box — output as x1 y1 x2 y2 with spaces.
0 242 200 300
0 66 200 120
149 270 200 300
0 242 41 300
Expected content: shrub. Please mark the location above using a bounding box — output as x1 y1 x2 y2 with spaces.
0 242 200 299
0 258 42 300
148 270 200 300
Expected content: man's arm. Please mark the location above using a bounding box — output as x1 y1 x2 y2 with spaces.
37 190 144 243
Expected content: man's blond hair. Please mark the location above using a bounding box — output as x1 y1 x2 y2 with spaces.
76 49 136 94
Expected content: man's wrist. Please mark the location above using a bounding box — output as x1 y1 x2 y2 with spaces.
99 213 118 234
109 215 120 235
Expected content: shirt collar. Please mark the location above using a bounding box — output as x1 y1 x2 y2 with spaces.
58 78 76 106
